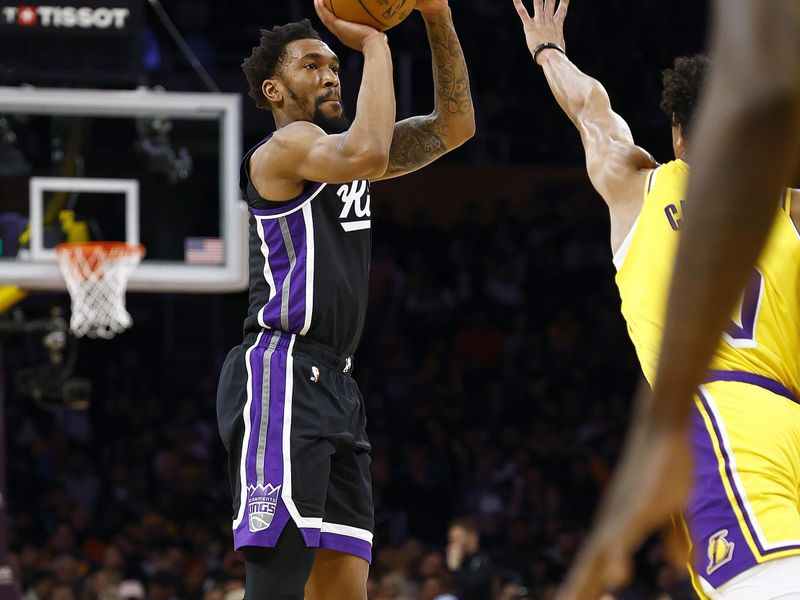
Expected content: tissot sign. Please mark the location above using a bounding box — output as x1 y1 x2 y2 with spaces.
0 1 140 34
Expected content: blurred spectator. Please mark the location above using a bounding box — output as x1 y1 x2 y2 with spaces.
446 519 493 600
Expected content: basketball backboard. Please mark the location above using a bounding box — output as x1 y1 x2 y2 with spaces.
0 86 247 292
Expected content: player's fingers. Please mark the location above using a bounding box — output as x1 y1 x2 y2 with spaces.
511 0 531 21
533 0 544 19
555 0 570 22
314 0 336 26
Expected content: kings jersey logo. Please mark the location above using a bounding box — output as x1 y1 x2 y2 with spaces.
706 529 735 575
247 483 282 532
337 180 371 232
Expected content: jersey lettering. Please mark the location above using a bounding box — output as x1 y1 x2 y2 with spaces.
337 181 371 232
723 269 764 349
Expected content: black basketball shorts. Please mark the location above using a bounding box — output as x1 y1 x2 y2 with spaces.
216 330 373 562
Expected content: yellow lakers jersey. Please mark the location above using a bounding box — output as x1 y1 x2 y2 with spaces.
614 159 800 394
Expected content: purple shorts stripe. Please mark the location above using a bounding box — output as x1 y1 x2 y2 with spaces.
319 532 372 564
234 332 293 550
704 370 798 405
685 393 758 587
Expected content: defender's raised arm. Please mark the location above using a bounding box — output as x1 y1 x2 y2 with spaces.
512 0 655 249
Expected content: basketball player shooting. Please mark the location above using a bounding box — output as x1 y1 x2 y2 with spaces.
511 0 800 598
216 1 474 598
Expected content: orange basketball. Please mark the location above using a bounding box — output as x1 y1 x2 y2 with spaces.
322 0 416 31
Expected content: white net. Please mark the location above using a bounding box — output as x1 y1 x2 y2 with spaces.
56 242 145 339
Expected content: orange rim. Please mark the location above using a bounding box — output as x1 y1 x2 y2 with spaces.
55 241 145 257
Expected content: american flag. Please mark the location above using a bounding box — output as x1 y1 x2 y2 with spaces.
185 237 224 264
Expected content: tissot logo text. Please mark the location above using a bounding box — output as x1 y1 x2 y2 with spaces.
2 5 131 29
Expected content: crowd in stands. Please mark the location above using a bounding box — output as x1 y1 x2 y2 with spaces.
5 186 695 599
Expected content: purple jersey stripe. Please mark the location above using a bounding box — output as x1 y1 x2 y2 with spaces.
257 212 310 334
258 218 292 328
319 532 372 563
685 394 758 586
284 210 309 333
705 370 798 405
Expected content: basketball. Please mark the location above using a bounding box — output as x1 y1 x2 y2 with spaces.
323 0 416 31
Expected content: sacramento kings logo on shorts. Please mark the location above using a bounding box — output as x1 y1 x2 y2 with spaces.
247 483 282 532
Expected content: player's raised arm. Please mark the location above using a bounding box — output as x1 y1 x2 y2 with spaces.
512 0 655 242
253 0 396 191
375 0 475 180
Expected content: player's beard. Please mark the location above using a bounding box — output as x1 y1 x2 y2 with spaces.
312 96 351 134
287 87 351 134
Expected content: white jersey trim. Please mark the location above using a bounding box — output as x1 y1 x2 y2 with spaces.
612 215 640 272
300 204 315 336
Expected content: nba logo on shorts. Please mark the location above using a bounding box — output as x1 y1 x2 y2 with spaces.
706 529 735 575
247 483 282 532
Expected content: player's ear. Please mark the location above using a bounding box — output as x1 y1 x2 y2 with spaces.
262 79 283 107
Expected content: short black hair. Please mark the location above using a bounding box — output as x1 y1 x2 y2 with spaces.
660 54 710 137
241 19 322 110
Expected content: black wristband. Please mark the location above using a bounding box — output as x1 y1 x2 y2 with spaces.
532 42 566 65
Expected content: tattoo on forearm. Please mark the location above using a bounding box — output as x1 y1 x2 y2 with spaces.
427 10 472 117
385 9 473 175
386 117 447 174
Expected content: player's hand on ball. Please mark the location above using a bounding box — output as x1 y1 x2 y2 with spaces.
512 0 569 63
415 0 449 17
314 0 386 51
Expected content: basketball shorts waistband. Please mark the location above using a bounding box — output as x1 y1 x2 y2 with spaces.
243 330 354 374
704 370 798 405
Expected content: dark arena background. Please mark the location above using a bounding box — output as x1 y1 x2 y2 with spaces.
0 1 711 599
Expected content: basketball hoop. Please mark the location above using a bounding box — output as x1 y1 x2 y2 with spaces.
55 242 145 339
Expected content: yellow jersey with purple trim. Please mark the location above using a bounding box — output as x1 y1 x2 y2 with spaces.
613 159 800 594
614 159 800 393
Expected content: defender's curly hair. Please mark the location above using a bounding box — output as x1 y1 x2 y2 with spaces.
242 19 322 110
660 54 710 137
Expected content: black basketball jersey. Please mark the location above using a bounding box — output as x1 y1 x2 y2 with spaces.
239 136 372 355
